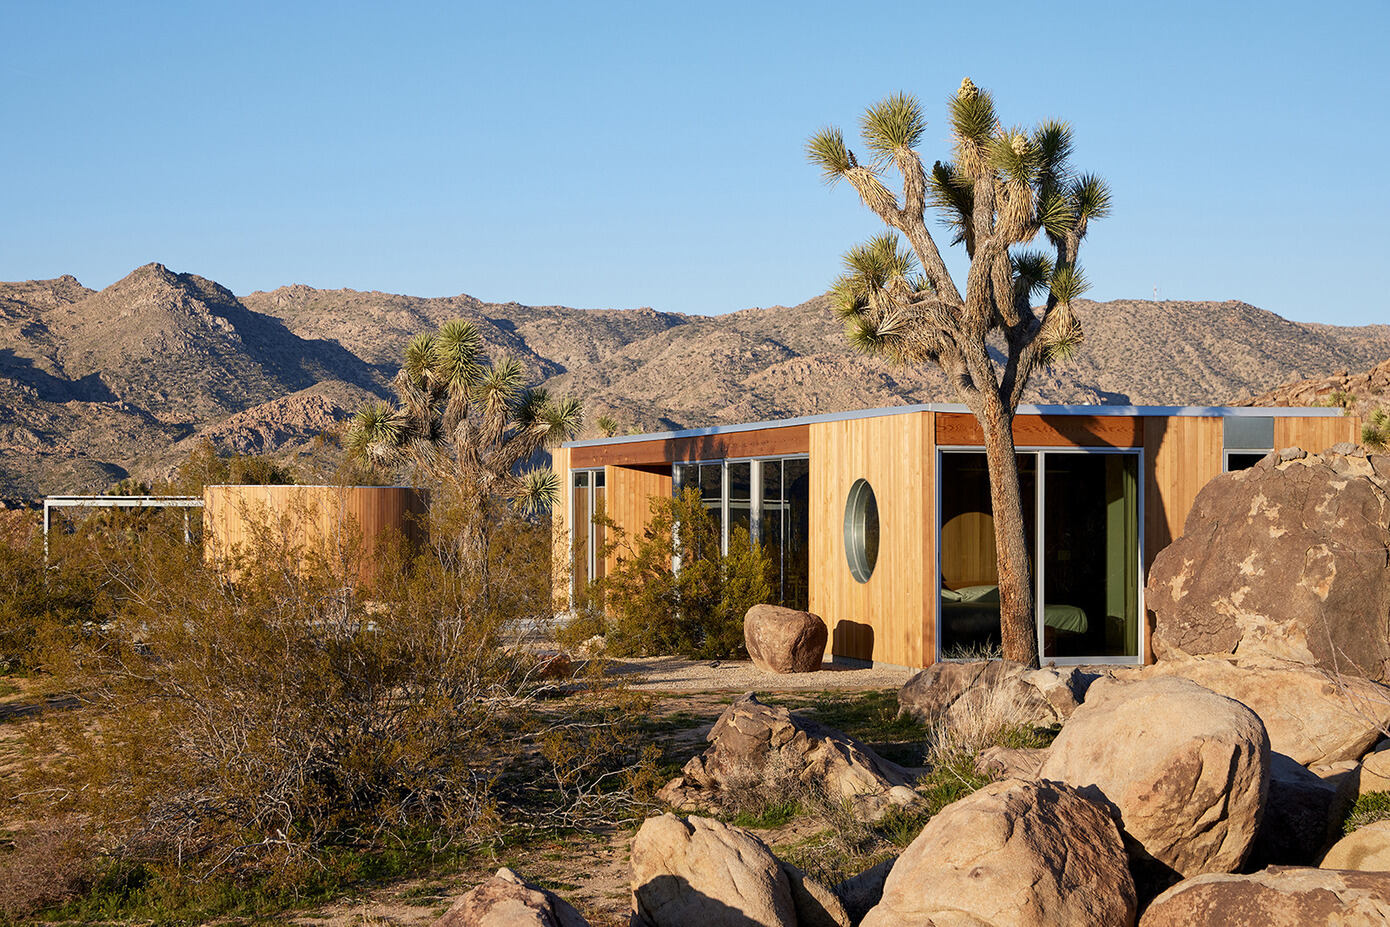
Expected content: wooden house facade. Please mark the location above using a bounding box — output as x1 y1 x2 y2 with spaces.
555 404 1360 669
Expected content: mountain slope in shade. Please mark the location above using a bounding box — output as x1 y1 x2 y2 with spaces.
4 263 1390 499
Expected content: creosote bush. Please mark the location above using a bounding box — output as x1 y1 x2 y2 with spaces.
573 488 773 659
3 487 654 917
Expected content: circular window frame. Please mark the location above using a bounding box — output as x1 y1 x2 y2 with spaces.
844 478 880 584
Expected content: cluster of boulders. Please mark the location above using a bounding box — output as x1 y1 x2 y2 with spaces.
657 693 918 819
439 445 1390 925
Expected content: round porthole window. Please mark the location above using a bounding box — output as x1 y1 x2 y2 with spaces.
844 478 880 583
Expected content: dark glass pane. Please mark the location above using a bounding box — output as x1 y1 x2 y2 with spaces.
1226 452 1267 471
762 458 783 502
571 481 590 605
784 458 810 611
1043 454 1138 659
673 463 698 495
700 464 723 501
728 462 751 501
938 452 1036 658
594 470 605 488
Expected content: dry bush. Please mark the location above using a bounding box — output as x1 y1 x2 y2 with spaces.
926 682 1038 767
574 489 772 660
0 820 91 920
11 488 653 892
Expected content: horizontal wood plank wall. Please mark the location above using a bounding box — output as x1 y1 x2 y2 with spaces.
603 465 672 574
1273 415 1360 454
568 424 810 468
552 447 571 608
937 412 1142 447
1142 416 1222 663
810 411 932 668
203 485 428 587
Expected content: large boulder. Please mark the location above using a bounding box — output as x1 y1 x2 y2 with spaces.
860 778 1136 927
898 660 1090 730
658 693 916 816
434 868 589 927
1119 657 1390 766
629 814 795 927
1322 821 1390 872
1037 675 1269 888
1147 447 1390 681
744 605 828 673
1138 867 1390 926
1248 753 1346 867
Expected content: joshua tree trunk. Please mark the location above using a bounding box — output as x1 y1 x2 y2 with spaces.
979 399 1037 666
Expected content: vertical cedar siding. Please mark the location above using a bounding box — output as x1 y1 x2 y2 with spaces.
203 485 428 588
602 465 673 575
1273 414 1361 455
809 411 932 669
551 447 571 609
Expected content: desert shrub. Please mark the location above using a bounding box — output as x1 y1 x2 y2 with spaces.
0 535 104 674
0 821 92 920
1344 791 1390 835
580 488 772 659
169 439 297 493
11 492 651 900
1364 408 1390 452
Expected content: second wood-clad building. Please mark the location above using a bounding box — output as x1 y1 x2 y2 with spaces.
555 403 1360 669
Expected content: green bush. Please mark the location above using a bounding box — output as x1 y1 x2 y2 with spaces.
583 488 772 659
1363 408 1389 452
1344 790 1390 835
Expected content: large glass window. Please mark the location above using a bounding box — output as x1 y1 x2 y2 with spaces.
937 449 1140 663
672 456 809 611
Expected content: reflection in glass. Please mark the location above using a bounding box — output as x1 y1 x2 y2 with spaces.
728 462 752 542
938 452 1036 657
1042 454 1138 659
783 459 810 610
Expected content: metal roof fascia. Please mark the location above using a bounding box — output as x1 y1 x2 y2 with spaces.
561 403 1346 449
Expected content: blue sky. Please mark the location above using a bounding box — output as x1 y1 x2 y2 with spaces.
3 1 1387 325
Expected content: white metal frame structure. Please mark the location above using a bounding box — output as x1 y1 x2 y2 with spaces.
43 495 204 562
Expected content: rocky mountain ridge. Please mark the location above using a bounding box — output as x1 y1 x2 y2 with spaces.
3 263 1389 498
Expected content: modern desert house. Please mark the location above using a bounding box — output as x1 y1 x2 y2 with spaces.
554 403 1361 669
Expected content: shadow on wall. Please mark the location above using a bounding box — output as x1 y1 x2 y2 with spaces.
833 620 875 663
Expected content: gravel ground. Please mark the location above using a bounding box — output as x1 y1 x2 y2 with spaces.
604 655 918 692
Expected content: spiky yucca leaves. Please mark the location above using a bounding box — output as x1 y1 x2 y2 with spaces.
808 79 1112 670
345 320 581 515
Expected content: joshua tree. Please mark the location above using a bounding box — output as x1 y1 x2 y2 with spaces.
807 79 1110 667
345 319 581 564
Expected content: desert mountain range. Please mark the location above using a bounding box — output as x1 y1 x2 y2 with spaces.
2 262 1388 499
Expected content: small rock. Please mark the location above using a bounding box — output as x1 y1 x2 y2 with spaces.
434 868 589 927
744 605 828 673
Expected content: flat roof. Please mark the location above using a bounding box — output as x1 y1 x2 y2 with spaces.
562 402 1346 449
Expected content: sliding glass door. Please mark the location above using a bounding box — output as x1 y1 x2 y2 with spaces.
937 449 1141 664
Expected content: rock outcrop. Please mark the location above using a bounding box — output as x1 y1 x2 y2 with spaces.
1120 657 1390 766
1139 867 1390 926
658 694 916 816
1038 676 1270 888
898 660 1090 729
744 605 828 674
860 778 1136 927
629 814 796 927
434 868 590 927
1249 753 1346 867
1322 821 1390 872
1146 446 1390 682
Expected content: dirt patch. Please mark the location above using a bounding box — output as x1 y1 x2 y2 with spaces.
608 656 917 693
